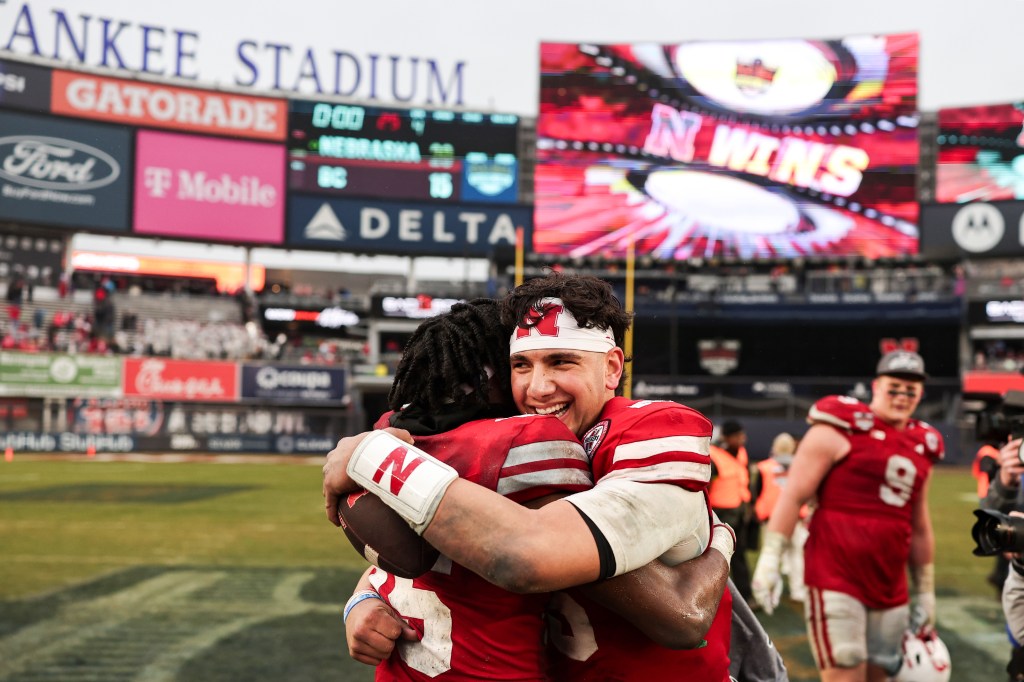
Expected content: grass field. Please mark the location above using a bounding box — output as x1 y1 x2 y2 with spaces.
0 458 1012 681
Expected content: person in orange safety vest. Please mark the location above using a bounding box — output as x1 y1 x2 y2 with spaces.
974 443 1008 590
753 432 809 603
709 420 754 602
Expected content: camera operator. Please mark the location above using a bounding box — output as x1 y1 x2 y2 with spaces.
981 438 1024 515
979 437 1024 680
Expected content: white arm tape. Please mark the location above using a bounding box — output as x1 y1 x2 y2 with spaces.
346 430 458 535
568 480 710 575
709 512 737 564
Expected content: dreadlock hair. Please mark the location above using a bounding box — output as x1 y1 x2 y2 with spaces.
500 273 634 393
387 298 515 414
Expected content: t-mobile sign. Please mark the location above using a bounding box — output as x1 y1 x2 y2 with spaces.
134 130 285 244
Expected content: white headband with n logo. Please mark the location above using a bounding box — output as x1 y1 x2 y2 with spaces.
508 297 616 354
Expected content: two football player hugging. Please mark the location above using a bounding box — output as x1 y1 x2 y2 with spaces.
322 272 787 682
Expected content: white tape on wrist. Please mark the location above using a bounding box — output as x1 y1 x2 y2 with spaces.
346 430 458 534
709 515 736 564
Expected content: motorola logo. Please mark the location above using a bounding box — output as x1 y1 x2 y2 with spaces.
951 203 1004 253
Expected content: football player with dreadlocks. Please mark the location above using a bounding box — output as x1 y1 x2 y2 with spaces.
337 298 735 681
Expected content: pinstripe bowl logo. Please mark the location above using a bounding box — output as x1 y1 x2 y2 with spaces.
582 419 609 459
854 411 875 432
734 58 778 96
698 339 740 376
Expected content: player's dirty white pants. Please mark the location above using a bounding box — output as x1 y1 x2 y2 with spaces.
804 587 908 674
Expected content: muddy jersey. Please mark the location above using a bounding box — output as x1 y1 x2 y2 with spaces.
550 397 729 681
370 413 593 681
803 395 944 608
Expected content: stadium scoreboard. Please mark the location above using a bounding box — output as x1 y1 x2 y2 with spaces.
288 100 520 204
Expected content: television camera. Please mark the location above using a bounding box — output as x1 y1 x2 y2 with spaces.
969 390 1024 557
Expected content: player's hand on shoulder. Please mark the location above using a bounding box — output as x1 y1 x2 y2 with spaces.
345 594 418 666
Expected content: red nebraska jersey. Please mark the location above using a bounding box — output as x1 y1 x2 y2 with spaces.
369 413 593 681
580 397 713 489
547 567 733 682
803 395 944 608
549 398 728 681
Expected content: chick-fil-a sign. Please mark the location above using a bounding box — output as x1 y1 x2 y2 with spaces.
134 130 285 244
123 358 239 402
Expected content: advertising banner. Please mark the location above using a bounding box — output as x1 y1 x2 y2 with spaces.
50 70 287 141
0 109 132 231
287 194 531 256
535 34 920 260
0 431 135 453
133 130 285 244
122 357 239 402
967 299 1024 326
0 230 65 284
69 398 165 435
920 201 1024 259
370 294 464 319
0 57 52 111
0 351 121 397
240 364 347 403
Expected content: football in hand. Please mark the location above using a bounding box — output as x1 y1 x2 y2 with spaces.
338 490 440 579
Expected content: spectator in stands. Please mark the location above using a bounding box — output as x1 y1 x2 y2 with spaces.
6 273 25 325
93 277 116 344
57 272 71 299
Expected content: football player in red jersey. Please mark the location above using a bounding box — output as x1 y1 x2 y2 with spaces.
335 295 736 681
751 350 943 682
327 275 785 681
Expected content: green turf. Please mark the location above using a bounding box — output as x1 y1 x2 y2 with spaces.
0 460 1013 681
0 459 368 597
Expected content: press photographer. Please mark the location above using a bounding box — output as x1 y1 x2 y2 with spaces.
970 390 1024 680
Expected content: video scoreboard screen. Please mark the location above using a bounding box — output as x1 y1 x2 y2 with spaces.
936 103 1024 203
535 34 920 260
289 100 520 204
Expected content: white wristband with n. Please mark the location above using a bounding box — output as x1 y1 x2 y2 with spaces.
346 430 458 534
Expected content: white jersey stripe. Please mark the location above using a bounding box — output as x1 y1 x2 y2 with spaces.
600 461 712 485
505 441 589 468
613 435 710 462
498 468 594 496
808 406 851 430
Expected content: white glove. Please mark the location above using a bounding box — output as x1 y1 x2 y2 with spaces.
751 530 787 615
910 563 936 629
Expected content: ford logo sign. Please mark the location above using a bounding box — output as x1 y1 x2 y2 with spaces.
0 135 121 191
